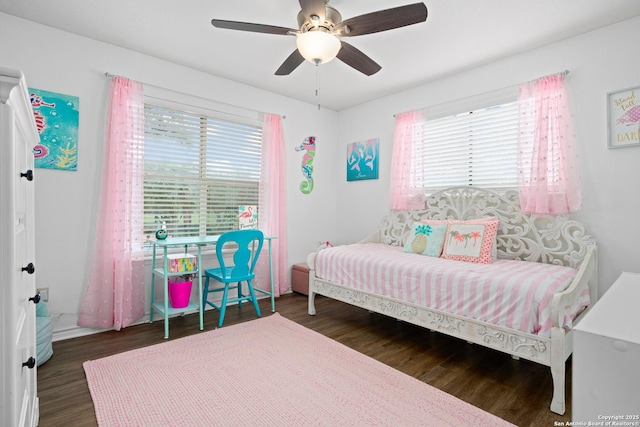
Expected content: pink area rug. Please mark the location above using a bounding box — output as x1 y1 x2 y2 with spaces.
83 313 514 426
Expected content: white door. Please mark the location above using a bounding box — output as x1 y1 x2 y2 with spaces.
14 110 38 427
1 69 39 427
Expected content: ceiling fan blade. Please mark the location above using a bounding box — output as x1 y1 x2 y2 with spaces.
275 49 305 75
299 0 326 23
211 19 296 36
336 41 381 76
334 3 427 37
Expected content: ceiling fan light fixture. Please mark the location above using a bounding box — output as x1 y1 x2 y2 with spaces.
212 2 427 76
296 30 341 64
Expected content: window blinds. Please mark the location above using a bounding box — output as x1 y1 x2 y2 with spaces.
418 100 519 191
144 104 262 239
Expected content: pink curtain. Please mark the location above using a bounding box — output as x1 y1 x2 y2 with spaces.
78 76 145 330
389 110 425 210
256 113 289 295
517 73 581 214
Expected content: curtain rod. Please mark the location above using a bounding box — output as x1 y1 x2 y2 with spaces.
392 69 570 118
104 72 285 120
522 69 570 82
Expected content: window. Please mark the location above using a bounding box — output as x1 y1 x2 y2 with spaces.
143 104 262 240
414 97 519 192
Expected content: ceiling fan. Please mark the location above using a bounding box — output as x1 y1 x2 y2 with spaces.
211 0 428 76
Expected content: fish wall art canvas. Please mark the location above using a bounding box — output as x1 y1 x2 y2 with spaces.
347 138 379 181
29 87 79 170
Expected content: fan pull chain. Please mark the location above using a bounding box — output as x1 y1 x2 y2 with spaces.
315 62 321 110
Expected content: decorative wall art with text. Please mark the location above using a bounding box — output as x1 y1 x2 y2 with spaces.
347 138 379 181
29 87 79 170
238 205 258 229
607 86 640 148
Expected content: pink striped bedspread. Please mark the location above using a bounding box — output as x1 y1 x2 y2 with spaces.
315 243 590 337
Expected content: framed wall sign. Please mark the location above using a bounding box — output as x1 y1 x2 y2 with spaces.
607 86 640 148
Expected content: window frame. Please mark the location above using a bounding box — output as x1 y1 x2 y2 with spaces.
142 87 263 245
416 86 520 194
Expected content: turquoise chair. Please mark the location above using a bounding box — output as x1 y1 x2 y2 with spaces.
203 229 264 327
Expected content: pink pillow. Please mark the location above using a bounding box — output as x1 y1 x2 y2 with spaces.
441 218 499 264
423 217 498 259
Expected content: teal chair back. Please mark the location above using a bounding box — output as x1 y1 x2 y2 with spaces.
216 229 264 282
203 229 264 327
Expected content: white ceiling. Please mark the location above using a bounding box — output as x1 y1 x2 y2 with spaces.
2 0 640 110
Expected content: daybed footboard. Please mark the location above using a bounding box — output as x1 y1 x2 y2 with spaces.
306 187 598 416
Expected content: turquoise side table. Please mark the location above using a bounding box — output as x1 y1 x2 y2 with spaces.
148 236 219 338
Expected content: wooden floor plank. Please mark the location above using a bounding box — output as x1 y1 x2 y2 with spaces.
37 293 572 426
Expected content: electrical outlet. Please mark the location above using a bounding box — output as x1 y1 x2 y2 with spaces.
37 287 49 302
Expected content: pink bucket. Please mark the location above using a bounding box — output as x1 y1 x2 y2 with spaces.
168 281 192 309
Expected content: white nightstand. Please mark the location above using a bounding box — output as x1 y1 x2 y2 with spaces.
573 271 640 423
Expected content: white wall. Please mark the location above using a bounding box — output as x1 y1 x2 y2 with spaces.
336 16 640 296
0 13 339 336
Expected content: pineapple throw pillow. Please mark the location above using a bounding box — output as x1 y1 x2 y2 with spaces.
403 223 447 257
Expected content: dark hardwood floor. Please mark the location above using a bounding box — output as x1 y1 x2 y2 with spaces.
37 293 572 426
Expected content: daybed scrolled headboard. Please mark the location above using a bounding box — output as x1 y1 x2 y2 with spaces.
380 187 595 268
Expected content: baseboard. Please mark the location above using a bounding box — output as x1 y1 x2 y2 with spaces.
49 293 284 342
51 313 144 342
51 312 152 342
52 324 109 342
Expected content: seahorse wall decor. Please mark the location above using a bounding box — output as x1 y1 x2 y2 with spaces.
295 136 316 194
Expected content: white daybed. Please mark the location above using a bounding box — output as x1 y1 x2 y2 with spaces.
307 187 598 415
